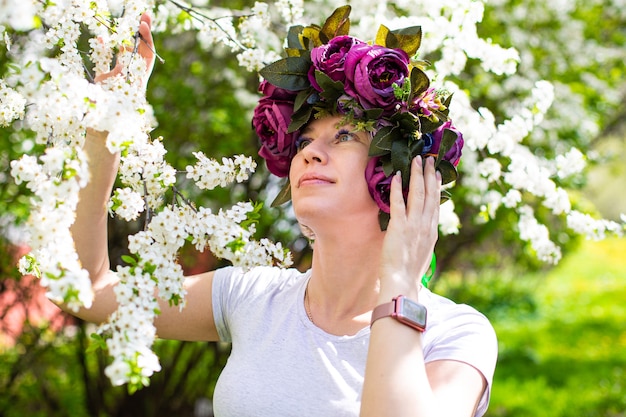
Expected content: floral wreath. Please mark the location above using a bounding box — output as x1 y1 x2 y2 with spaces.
252 5 464 230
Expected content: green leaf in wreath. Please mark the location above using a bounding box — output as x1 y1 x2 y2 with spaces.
260 56 312 91
288 105 313 133
378 210 390 231
293 88 313 113
362 108 384 120
271 179 292 207
319 5 352 44
286 25 306 52
375 25 422 57
440 188 452 204
369 125 395 156
420 115 444 134
436 160 458 185
391 138 412 189
315 71 345 101
436 128 459 165
409 137 425 158
433 93 453 119
409 67 430 100
390 26 423 56
300 25 322 49
382 156 394 177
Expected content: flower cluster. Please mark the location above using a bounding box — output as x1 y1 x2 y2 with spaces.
102 199 291 389
2 0 295 390
3 0 625 391
11 146 93 312
0 80 26 126
252 6 464 227
186 152 257 190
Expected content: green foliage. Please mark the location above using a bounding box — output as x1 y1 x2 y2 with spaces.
0 317 231 417
1 1 625 414
439 238 626 417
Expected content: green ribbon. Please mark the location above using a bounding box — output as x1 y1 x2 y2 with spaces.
421 252 436 288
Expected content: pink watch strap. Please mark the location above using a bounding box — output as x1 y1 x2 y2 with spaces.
370 298 397 326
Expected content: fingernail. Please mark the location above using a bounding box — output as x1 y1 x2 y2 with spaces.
395 170 402 182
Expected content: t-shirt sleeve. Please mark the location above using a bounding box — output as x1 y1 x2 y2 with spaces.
211 267 234 342
212 266 246 343
211 265 298 343
423 302 498 417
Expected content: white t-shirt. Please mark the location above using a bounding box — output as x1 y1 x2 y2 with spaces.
212 266 497 417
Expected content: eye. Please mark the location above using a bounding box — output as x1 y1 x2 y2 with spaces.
336 129 356 143
295 136 311 152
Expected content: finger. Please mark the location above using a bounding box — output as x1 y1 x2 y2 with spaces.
406 155 426 215
422 157 441 232
94 59 124 83
137 14 156 70
387 170 407 223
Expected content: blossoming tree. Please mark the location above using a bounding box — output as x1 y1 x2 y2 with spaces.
1 0 624 391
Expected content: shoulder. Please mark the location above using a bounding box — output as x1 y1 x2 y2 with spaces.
213 265 309 305
420 288 498 377
421 288 495 338
420 289 498 417
215 265 306 291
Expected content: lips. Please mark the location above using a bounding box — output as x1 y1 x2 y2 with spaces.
297 173 335 187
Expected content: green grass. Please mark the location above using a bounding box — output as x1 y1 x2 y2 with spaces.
487 238 626 417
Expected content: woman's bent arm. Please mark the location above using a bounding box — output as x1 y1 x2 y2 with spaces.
64 14 219 342
68 128 220 341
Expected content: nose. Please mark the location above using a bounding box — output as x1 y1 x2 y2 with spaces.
301 139 328 164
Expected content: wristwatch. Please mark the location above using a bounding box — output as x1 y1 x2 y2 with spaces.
370 295 427 332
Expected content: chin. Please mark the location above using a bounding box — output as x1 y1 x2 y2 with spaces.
293 199 379 229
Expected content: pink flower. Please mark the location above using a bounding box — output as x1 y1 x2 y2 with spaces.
308 36 364 91
365 157 394 213
343 44 410 114
427 120 464 166
412 87 444 119
252 81 299 177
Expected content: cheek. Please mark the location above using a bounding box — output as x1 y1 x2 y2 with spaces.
288 155 303 184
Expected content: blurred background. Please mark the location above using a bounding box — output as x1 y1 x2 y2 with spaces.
1 0 625 416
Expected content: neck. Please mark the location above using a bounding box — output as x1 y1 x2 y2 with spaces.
305 218 385 330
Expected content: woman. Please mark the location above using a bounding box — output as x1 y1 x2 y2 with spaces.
70 10 497 417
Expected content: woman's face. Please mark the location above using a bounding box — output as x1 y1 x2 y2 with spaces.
289 116 380 228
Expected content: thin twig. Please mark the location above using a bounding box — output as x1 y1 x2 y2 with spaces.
143 179 152 229
137 32 165 64
167 0 252 52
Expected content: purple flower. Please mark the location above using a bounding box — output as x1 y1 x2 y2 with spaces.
343 44 410 114
412 87 444 118
427 120 464 167
308 36 364 91
365 157 394 213
252 81 299 177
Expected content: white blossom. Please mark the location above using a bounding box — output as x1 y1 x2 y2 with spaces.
518 206 562 264
4 0 625 391
0 80 27 126
439 200 460 235
555 147 586 179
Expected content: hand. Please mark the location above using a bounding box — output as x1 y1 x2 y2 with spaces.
94 13 156 88
379 156 441 298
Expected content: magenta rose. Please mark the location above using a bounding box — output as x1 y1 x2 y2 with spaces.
253 81 299 177
343 44 410 114
365 157 394 213
308 36 364 91
428 120 464 166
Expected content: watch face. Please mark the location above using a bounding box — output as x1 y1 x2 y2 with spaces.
397 297 427 328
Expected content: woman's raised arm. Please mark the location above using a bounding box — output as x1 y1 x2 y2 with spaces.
67 14 219 342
